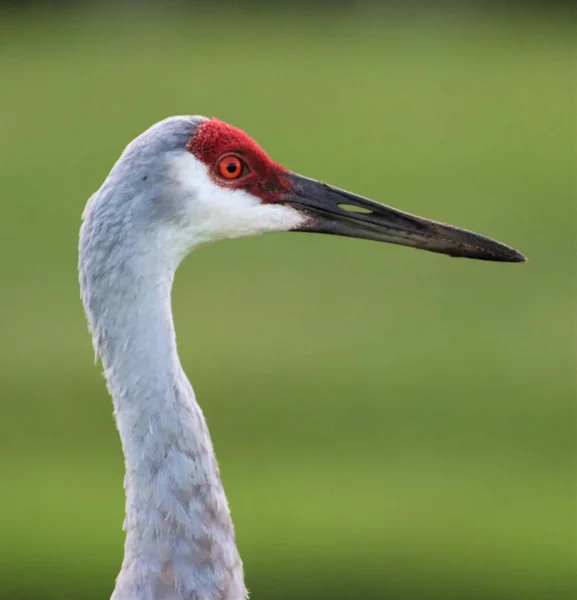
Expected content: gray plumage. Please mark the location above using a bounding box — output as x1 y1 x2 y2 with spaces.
79 114 525 600
80 117 258 600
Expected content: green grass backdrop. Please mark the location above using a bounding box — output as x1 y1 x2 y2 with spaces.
0 6 574 600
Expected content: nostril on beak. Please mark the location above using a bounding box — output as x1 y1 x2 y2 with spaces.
338 204 373 214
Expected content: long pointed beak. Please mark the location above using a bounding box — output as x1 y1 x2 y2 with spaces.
281 174 526 262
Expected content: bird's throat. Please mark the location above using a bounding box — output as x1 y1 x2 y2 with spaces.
80 252 246 599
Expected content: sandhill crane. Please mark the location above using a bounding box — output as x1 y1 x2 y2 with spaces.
78 115 525 600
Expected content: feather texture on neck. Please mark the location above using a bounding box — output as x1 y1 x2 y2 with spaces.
79 182 247 600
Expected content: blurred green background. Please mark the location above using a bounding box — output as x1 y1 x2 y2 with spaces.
0 4 574 600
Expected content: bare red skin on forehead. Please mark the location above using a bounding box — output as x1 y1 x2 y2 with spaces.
186 118 292 203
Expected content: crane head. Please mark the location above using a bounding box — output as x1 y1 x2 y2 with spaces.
89 116 526 264
179 116 525 262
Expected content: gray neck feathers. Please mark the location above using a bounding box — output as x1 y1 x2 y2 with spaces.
78 123 246 599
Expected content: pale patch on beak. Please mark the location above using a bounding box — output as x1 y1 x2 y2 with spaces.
280 174 526 262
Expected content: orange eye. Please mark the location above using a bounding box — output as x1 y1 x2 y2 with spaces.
218 156 244 180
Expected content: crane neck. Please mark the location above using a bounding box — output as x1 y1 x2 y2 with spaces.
79 226 246 600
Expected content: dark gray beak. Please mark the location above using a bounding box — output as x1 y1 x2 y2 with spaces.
281 174 526 263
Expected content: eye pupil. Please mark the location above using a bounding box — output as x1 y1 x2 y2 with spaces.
218 156 245 180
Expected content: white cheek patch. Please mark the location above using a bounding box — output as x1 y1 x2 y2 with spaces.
168 152 307 248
